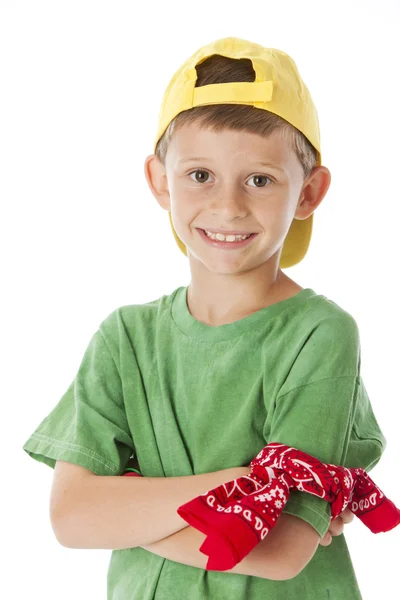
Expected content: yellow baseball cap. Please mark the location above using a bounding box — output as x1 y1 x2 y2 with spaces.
153 36 322 268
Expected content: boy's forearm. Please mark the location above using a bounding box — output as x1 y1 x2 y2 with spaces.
54 466 249 550
141 523 289 580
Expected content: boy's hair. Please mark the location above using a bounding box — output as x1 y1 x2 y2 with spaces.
155 54 318 181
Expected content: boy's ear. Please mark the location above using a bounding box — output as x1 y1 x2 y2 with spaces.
294 165 331 220
144 154 171 211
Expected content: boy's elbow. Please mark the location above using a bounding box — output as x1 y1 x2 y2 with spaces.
258 513 320 581
50 509 90 548
283 526 320 580
285 557 314 581
50 503 82 548
284 563 308 581
50 511 70 547
49 460 98 548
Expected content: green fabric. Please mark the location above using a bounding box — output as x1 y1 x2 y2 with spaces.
22 286 386 599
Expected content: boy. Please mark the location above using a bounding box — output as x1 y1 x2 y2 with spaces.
23 37 387 599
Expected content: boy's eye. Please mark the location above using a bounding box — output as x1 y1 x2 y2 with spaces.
188 169 273 187
247 174 274 187
189 169 211 184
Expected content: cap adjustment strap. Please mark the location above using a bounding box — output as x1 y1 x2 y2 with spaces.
191 80 274 109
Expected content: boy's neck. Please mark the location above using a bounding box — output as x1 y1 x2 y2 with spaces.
186 273 304 327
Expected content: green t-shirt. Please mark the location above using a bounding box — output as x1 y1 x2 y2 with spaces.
22 286 386 599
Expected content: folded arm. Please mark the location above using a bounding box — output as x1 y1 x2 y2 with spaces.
142 512 321 580
51 457 327 580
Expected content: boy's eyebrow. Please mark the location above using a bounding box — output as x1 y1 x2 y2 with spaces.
177 157 285 172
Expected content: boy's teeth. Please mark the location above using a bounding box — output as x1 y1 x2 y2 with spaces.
204 230 251 242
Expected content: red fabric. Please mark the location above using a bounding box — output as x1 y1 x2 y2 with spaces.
174 442 400 571
122 443 400 571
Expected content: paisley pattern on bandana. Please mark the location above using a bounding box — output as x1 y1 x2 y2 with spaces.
170 442 400 571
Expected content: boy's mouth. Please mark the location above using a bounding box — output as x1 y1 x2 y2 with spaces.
196 228 258 249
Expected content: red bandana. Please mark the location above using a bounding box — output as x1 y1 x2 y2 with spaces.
123 442 400 571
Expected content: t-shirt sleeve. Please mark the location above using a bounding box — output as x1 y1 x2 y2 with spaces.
269 315 386 538
22 325 134 476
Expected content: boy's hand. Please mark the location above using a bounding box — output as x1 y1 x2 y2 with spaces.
319 507 354 546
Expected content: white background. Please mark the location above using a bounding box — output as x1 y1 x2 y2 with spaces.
2 1 399 598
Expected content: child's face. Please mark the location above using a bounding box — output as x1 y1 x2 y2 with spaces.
146 122 328 273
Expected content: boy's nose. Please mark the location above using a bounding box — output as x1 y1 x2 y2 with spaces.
207 185 247 209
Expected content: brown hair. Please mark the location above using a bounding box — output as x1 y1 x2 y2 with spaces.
155 54 318 180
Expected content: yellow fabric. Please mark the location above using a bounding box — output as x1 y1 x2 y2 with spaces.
153 36 322 268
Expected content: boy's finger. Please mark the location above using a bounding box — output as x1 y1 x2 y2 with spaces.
328 517 344 537
319 531 332 546
340 507 355 524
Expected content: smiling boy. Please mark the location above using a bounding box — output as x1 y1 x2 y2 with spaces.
145 124 330 327
23 37 387 599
